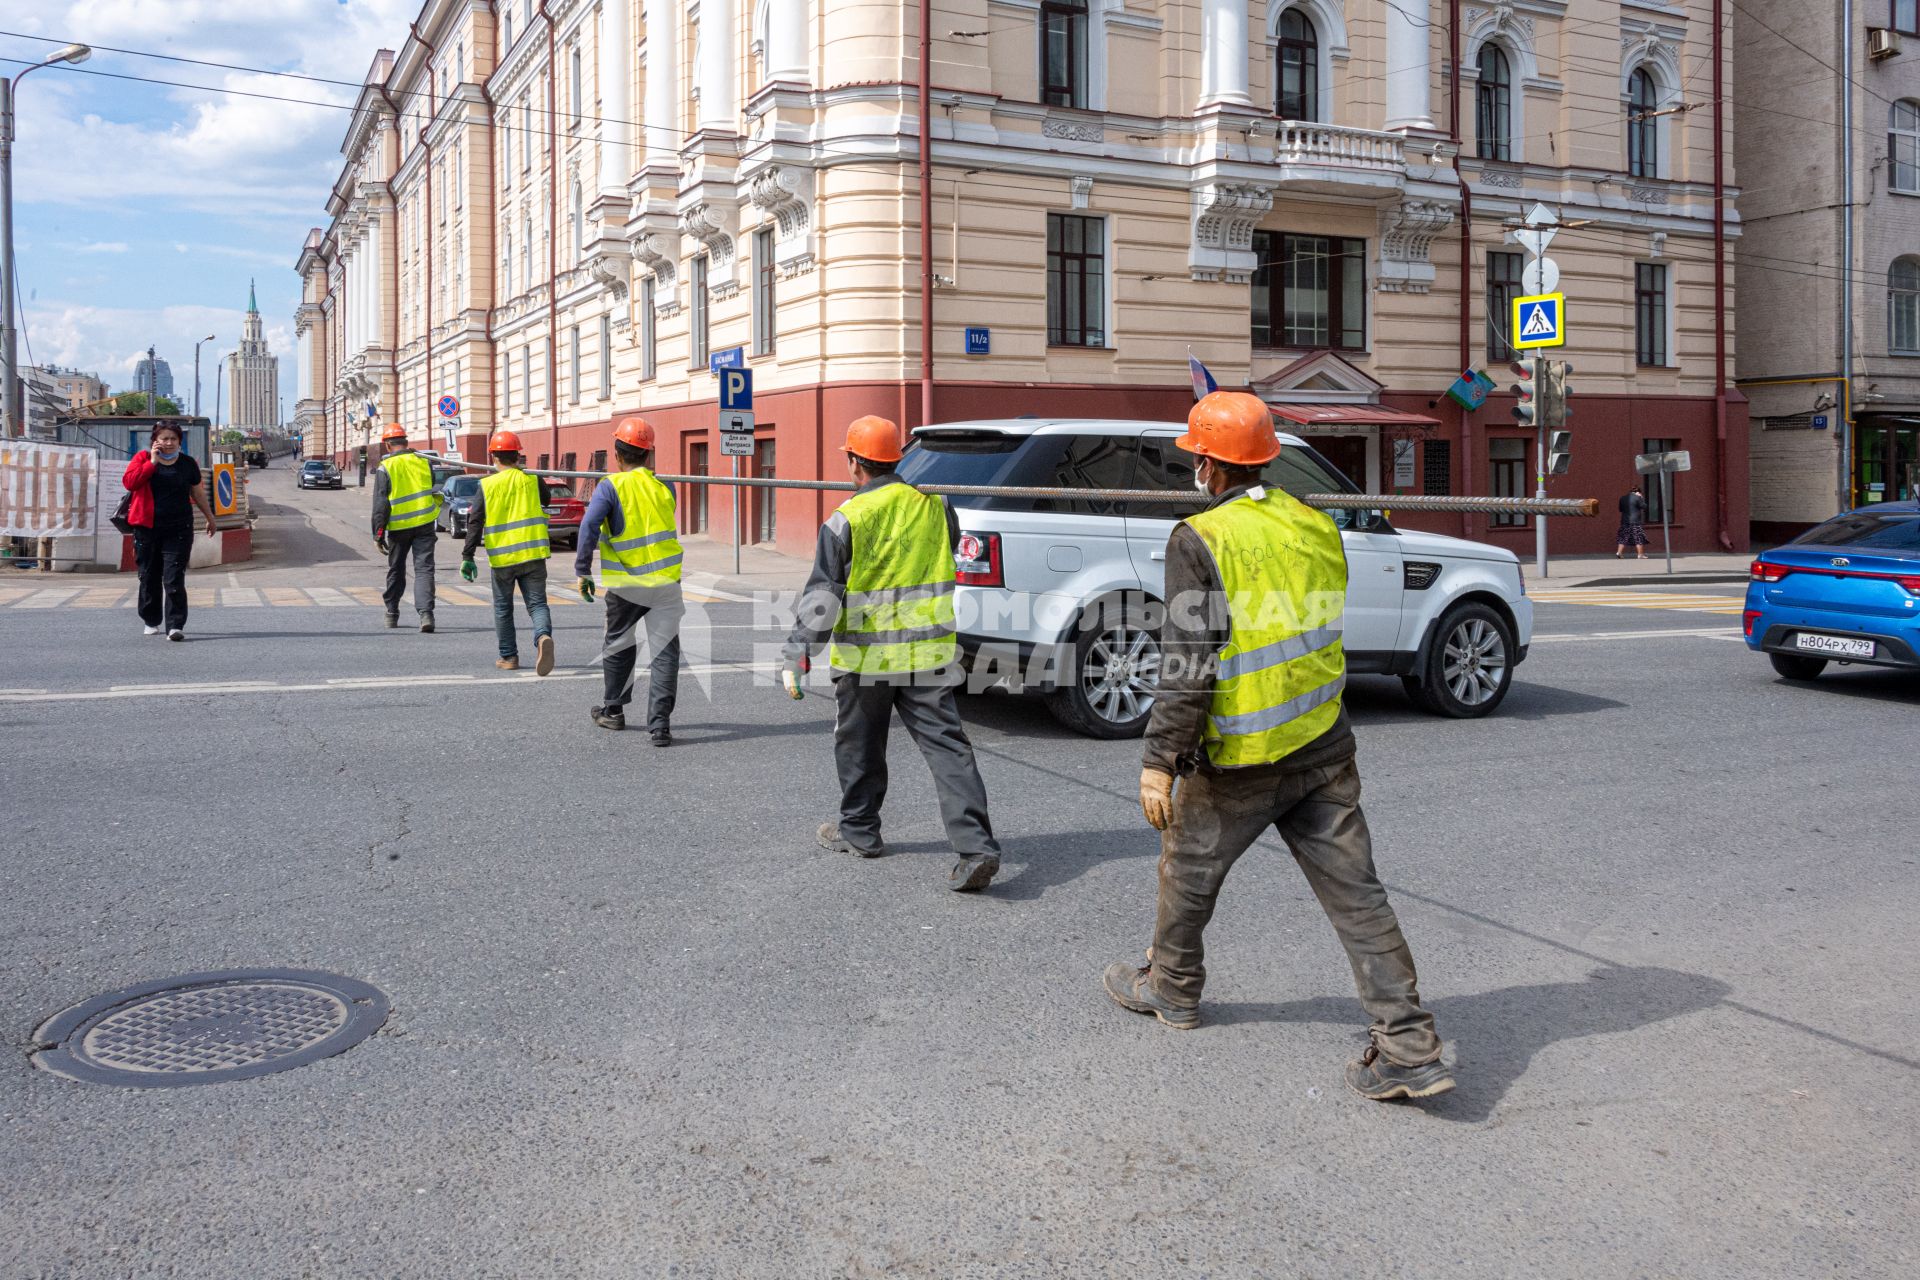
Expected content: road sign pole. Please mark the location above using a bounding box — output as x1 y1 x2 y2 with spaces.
1662 468 1674 574
732 455 742 576
1536 420 1548 579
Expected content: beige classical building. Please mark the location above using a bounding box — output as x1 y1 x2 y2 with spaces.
225 283 282 429
1737 1 1920 538
300 1 1744 554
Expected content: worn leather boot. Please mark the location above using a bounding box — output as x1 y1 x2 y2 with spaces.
1101 958 1199 1030
817 822 885 858
590 705 625 730
495 656 519 671
1344 1045 1455 1101
948 853 999 892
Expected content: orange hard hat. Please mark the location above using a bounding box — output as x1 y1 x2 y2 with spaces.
613 416 655 451
488 429 523 455
1175 391 1280 467
380 422 407 442
843 415 903 464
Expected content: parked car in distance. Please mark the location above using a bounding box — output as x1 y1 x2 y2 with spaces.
437 474 482 538
1744 500 1920 681
541 478 586 549
894 418 1533 737
298 459 344 490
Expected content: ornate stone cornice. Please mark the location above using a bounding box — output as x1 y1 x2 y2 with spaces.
680 202 737 278
1376 199 1456 295
745 165 816 277
1189 183 1272 283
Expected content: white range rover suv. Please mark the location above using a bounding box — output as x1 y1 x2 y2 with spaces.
893 417 1534 738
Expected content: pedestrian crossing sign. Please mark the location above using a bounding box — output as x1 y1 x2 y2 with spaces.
1512 292 1565 349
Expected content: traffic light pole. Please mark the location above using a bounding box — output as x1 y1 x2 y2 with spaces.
1536 418 1548 579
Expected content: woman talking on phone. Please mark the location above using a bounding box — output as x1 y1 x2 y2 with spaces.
122 423 217 641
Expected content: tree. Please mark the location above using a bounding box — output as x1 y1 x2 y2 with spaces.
102 392 183 416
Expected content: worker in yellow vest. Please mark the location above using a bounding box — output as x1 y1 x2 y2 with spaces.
1102 392 1452 1102
574 416 683 744
371 422 440 631
780 415 1000 893
460 429 556 675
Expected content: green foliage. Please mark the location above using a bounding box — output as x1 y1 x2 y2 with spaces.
103 392 183 416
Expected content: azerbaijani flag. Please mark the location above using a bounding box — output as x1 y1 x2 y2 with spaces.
1187 349 1218 402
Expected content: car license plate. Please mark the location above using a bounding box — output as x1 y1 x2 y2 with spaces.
1796 633 1874 658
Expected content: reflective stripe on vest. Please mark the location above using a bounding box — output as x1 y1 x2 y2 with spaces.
381 452 439 531
829 481 957 675
1187 486 1348 767
480 469 551 567
598 470 683 587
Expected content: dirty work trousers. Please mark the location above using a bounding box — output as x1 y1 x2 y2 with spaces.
1151 754 1441 1067
832 676 1001 860
383 526 437 620
601 589 680 732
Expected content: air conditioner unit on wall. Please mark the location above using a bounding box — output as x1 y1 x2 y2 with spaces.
1868 27 1902 60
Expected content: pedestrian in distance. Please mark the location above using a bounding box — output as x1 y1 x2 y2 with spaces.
575 416 683 744
1617 483 1651 559
371 423 441 631
462 430 556 675
122 422 217 642
1102 391 1453 1102
780 415 1002 893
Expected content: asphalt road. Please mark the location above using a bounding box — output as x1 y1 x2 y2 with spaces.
2 497 1916 1278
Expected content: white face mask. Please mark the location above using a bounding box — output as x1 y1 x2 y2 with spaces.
1193 463 1210 493
154 443 180 461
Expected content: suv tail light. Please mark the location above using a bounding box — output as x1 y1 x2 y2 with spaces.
1898 576 1920 596
1750 559 1792 583
955 531 1003 587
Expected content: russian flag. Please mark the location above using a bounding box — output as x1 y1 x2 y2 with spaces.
1187 349 1218 402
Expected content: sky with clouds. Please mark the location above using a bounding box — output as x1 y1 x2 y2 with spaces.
3 1 418 416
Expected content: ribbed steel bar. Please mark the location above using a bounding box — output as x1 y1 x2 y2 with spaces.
436 458 1598 517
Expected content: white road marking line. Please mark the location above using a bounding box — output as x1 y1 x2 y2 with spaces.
15 588 83 609
2 661 780 704
1528 627 1734 643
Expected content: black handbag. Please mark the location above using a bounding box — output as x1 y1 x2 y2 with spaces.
109 492 134 535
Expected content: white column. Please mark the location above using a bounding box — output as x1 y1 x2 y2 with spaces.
1199 0 1251 108
598 0 632 193
765 0 808 84
643 0 678 168
1384 0 1436 131
368 222 383 347
699 0 737 133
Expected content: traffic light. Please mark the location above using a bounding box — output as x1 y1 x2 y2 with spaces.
1538 358 1572 428
1547 430 1573 475
1510 358 1537 427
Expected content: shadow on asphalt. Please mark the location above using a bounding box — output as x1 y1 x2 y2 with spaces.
1210 964 1733 1123
1763 670 1920 706
990 827 1154 901
1342 676 1628 725
245 496 367 569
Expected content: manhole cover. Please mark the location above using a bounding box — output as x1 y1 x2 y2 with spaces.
33 969 389 1088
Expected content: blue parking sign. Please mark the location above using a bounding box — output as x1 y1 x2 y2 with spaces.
719 367 753 411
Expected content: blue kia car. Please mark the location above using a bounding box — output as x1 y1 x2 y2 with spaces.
1745 501 1920 681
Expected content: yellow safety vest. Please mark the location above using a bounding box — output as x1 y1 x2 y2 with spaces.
598 470 683 588
380 452 439 532
1188 486 1348 767
479 468 551 568
829 481 958 675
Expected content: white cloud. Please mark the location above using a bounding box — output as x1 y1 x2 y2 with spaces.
75 241 128 253
21 300 282 394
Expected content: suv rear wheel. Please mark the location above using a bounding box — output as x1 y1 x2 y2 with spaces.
1046 614 1161 739
1403 602 1514 718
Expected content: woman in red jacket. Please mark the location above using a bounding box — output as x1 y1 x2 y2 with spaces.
122 423 216 640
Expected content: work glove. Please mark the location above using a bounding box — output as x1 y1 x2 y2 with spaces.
577 576 596 602
1139 768 1175 832
780 656 808 701
460 560 478 582
375 534 390 555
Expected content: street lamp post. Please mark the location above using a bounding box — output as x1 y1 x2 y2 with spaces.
0 43 91 437
193 332 216 419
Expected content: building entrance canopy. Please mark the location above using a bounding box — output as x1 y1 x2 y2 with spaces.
1267 404 1440 429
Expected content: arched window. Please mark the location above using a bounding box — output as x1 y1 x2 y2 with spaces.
1891 258 1920 354
1627 68 1659 178
1275 9 1319 122
1890 100 1920 194
1476 44 1512 161
502 234 513 297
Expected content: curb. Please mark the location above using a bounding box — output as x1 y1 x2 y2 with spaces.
1550 573 1751 590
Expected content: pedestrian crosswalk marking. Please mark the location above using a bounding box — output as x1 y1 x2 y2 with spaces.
1530 587 1746 616
0 583 731 609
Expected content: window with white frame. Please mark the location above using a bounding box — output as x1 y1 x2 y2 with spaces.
752 226 776 357
1891 257 1920 354
690 254 710 368
521 345 532 413
1890 100 1920 194
571 178 585 262
571 46 583 124
641 278 658 380
1275 9 1319 122
1636 262 1670 367
1040 1 1089 109
1476 44 1513 161
569 323 581 403
521 99 533 171
1627 68 1660 178
522 214 533 293
599 314 612 398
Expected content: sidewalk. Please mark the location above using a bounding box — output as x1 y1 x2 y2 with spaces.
1531 552 1754 589
679 535 810 599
